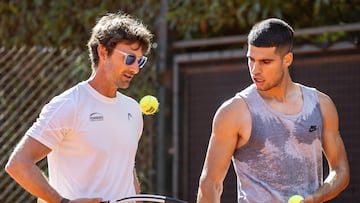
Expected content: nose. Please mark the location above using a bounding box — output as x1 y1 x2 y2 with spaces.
249 61 261 75
248 60 259 74
128 63 140 75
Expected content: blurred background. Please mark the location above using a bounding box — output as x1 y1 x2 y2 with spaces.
0 0 359 202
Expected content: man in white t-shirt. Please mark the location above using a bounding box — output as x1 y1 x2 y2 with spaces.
5 11 153 203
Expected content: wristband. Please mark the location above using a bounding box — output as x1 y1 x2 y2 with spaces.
60 198 70 203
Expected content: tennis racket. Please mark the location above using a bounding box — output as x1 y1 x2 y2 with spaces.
100 194 188 203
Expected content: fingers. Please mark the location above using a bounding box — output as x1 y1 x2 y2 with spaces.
70 198 103 203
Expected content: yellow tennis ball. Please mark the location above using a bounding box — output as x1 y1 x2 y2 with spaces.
288 195 304 203
139 95 159 115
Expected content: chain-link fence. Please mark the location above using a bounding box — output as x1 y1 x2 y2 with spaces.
0 46 157 202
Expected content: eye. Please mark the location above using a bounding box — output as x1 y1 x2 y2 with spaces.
125 54 136 65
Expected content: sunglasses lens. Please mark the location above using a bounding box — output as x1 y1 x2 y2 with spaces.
138 56 147 68
125 55 136 65
117 50 147 68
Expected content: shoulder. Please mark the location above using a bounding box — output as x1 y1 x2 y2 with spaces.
315 90 339 122
316 90 335 109
41 84 83 116
297 83 332 106
214 95 250 126
50 82 84 103
212 94 252 147
218 95 247 113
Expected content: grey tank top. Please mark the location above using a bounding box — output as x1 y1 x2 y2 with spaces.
233 84 323 203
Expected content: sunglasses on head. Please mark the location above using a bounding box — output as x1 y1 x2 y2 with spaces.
114 49 148 69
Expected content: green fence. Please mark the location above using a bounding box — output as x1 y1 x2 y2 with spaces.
0 46 157 202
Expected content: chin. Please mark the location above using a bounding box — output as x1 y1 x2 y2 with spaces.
118 86 129 90
254 84 270 92
118 83 130 89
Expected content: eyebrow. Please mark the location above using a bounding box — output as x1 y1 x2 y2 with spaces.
247 55 275 62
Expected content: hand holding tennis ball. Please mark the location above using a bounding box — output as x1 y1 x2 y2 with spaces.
288 195 304 203
139 95 159 115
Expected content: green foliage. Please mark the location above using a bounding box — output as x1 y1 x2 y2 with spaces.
167 0 359 41
0 0 359 47
169 0 283 39
0 0 159 48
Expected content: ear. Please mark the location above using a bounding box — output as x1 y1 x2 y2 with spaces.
283 52 293 68
97 45 108 62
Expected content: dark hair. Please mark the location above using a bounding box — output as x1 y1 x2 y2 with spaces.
248 18 294 55
87 11 153 68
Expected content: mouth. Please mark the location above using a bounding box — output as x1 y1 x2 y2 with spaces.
123 73 134 81
252 76 264 85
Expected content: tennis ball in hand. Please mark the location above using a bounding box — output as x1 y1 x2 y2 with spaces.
288 195 304 203
139 95 159 115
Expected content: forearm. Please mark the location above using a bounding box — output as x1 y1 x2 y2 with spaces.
133 169 141 194
196 179 222 203
6 159 62 203
312 167 350 202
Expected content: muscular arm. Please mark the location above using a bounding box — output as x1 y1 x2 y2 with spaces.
6 136 103 203
197 97 250 203
5 135 63 203
306 92 350 203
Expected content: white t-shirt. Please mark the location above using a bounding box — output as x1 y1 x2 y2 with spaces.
26 81 143 201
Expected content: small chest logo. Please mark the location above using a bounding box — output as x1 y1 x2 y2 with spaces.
309 125 317 132
128 113 133 120
89 112 104 121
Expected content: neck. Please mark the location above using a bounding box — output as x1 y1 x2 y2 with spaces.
258 78 296 103
88 74 117 98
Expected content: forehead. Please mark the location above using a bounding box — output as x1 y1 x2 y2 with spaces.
246 45 279 59
115 42 142 51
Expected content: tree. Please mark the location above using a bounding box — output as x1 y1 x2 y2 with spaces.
1 1 359 48
167 0 360 42
0 0 159 48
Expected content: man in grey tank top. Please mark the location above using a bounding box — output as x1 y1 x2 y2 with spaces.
197 18 349 203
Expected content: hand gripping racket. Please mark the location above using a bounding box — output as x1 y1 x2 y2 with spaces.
100 194 188 203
